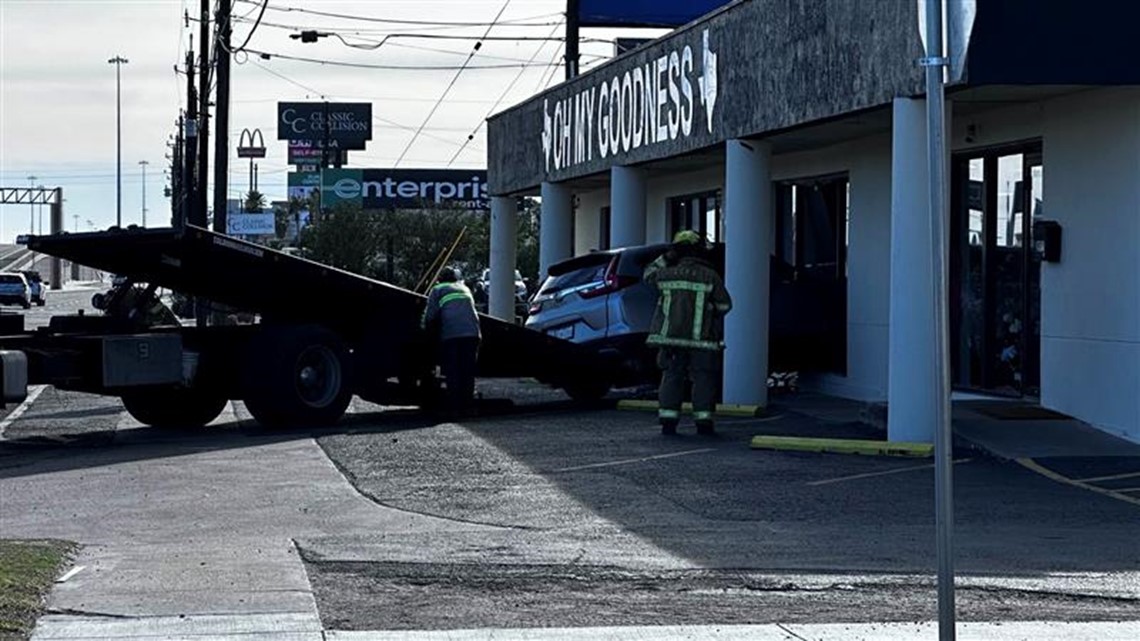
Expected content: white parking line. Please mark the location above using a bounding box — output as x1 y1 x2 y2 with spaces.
0 384 47 441
807 458 972 487
1075 470 1140 483
554 448 715 473
55 565 86 583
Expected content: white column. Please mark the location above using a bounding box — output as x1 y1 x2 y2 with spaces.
722 139 772 407
489 195 518 321
610 165 646 248
539 181 573 278
888 97 937 443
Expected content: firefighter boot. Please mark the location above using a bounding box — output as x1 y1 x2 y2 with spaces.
696 420 716 436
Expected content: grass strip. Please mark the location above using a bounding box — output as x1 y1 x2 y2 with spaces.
0 539 77 641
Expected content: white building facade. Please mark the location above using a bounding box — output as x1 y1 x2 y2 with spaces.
486 0 1140 444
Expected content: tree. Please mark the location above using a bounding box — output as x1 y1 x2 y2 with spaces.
516 197 541 287
299 202 383 276
295 202 540 294
244 189 267 213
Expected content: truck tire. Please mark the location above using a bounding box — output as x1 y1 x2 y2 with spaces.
121 387 228 429
243 325 352 429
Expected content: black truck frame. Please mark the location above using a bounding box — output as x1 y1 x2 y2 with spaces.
0 226 613 429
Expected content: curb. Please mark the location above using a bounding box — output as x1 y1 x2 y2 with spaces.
750 435 934 457
616 399 764 417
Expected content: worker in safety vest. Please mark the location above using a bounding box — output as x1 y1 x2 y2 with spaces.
421 267 482 415
644 230 733 435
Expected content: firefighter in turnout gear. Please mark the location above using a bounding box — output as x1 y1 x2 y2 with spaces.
645 230 733 435
421 267 482 416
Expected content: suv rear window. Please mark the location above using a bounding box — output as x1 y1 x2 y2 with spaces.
539 254 613 296
0 275 23 284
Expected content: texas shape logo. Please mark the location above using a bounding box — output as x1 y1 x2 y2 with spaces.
698 29 718 134
541 99 552 172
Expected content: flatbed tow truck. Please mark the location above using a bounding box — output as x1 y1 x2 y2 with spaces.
0 226 614 429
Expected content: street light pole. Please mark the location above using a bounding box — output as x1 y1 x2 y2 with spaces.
26 175 36 237
37 185 45 235
108 55 129 228
139 160 149 227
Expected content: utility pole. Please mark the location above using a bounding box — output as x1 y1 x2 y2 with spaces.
138 160 149 227
172 116 183 226
198 0 211 224
565 0 580 80
108 55 128 228
184 47 200 227
212 0 232 234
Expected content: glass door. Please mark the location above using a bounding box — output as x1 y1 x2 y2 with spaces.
950 144 1042 396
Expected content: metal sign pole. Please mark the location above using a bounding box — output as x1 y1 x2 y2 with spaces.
921 0 955 639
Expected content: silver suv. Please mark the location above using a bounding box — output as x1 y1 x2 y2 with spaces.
525 243 844 398
526 244 714 392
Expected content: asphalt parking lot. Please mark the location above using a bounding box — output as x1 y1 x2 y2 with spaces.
0 290 1137 635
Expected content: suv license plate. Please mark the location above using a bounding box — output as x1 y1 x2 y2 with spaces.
549 325 575 340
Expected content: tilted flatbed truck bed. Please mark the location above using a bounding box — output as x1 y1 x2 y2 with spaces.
0 225 615 428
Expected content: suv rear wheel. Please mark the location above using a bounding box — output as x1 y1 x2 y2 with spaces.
564 379 611 403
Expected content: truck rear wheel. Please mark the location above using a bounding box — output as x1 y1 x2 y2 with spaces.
121 387 228 429
243 325 352 429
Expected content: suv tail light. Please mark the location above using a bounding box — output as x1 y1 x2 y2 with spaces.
580 255 636 299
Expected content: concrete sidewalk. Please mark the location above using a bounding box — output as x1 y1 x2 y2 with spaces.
28 618 1140 640
768 391 1140 460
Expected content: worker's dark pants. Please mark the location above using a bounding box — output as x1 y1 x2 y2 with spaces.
441 336 480 411
657 347 719 424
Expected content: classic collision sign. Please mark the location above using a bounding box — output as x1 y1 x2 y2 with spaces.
276 102 372 149
542 28 718 173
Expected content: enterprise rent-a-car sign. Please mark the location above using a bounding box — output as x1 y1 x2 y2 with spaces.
321 169 489 211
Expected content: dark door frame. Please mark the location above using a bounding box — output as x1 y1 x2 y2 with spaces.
949 139 1042 396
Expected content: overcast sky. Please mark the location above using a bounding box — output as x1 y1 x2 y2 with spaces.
0 0 655 243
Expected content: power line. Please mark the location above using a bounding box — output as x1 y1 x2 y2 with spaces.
233 0 268 52
235 0 558 28
232 13 562 36
534 39 566 93
448 20 562 166
298 30 581 64
247 48 556 71
246 59 485 153
395 0 511 167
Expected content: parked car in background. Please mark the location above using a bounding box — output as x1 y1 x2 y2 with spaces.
472 268 529 323
0 272 31 309
21 270 45 306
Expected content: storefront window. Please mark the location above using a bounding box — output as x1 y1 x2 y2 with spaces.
774 173 849 281
668 190 722 242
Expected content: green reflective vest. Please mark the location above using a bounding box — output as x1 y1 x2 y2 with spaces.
644 257 732 351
